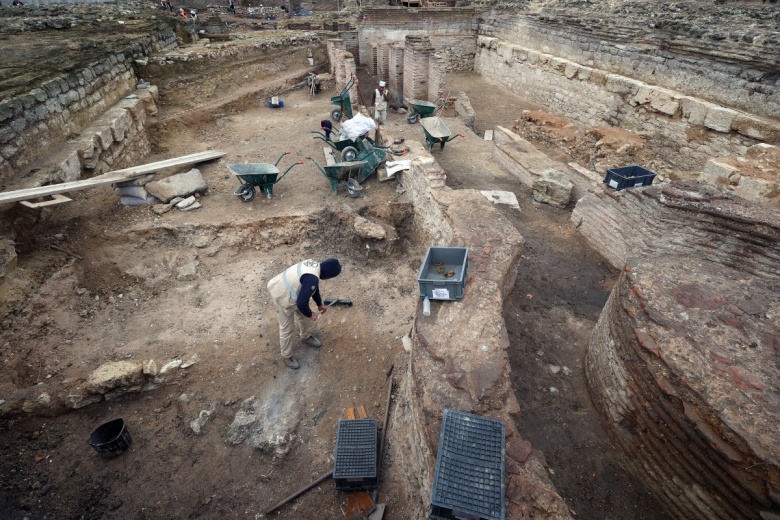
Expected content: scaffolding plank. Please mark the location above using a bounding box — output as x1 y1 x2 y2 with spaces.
18 194 72 208
0 150 225 205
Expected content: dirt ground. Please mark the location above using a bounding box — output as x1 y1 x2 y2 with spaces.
0 52 671 520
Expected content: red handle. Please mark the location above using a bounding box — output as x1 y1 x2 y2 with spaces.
296 161 304 165
285 151 291 154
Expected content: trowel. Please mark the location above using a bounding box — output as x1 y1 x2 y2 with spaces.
367 502 386 520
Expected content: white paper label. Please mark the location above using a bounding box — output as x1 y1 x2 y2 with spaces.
608 179 619 189
432 288 450 299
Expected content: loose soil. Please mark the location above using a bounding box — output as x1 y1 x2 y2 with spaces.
1 51 671 520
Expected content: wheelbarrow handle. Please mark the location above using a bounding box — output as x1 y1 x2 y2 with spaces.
273 151 292 166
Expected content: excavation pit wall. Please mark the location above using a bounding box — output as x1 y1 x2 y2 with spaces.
393 146 572 519
574 182 780 519
475 15 780 177
0 28 177 188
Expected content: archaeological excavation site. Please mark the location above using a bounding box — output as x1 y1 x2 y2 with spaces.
1 0 778 519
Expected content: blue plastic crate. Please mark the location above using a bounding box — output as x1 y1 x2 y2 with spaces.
333 419 378 491
604 165 656 191
429 410 505 520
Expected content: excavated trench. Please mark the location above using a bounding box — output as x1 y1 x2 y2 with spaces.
0 195 425 519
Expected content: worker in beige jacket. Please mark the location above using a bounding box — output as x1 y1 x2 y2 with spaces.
266 258 342 369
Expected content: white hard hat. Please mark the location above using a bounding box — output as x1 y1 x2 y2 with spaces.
379 81 386 87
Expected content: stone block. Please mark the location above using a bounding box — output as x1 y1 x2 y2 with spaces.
704 105 739 133
550 57 568 72
605 74 641 95
732 114 780 142
699 159 739 186
146 168 208 203
532 169 573 208
680 96 709 126
564 62 578 79
86 361 144 394
110 108 133 142
57 150 82 182
95 127 113 151
643 87 679 116
577 66 593 81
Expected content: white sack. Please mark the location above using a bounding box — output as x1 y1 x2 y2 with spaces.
115 186 149 198
120 196 157 206
340 113 376 140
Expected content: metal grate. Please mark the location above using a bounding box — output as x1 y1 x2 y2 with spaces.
430 410 505 520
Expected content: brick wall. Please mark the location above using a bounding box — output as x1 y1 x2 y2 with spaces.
357 6 476 71
428 54 446 102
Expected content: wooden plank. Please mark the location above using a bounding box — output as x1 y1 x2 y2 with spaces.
0 150 225 205
323 147 337 166
346 408 356 420
356 405 367 419
19 194 72 208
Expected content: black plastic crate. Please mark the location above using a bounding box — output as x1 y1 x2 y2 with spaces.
333 419 378 491
430 410 505 520
603 165 656 191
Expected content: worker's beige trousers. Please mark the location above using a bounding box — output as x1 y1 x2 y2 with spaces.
271 299 314 358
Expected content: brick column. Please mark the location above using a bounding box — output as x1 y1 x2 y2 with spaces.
403 35 434 102
428 53 447 103
388 43 405 103
368 42 378 76
327 38 345 76
377 44 391 86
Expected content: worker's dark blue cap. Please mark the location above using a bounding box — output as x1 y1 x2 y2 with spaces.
320 259 341 280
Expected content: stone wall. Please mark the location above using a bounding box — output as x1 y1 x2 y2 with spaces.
326 39 357 110
482 10 780 119
357 7 477 72
578 181 780 519
394 141 572 519
474 34 780 176
0 29 176 188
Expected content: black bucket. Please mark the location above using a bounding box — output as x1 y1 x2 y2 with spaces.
88 418 132 458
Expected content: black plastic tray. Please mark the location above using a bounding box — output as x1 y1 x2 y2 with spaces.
429 410 505 520
333 419 378 491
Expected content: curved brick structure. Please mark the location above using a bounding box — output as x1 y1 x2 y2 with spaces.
581 183 780 519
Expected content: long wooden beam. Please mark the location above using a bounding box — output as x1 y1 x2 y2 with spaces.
0 150 226 205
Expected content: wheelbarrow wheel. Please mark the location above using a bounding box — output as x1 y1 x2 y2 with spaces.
331 109 343 122
341 146 358 162
407 112 419 124
346 178 362 198
235 185 256 202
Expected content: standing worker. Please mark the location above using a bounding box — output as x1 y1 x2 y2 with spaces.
372 81 389 126
267 258 342 370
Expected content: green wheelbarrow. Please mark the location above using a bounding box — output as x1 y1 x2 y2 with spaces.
405 97 445 124
311 131 361 162
420 117 464 152
330 76 355 122
309 157 368 197
228 152 303 201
